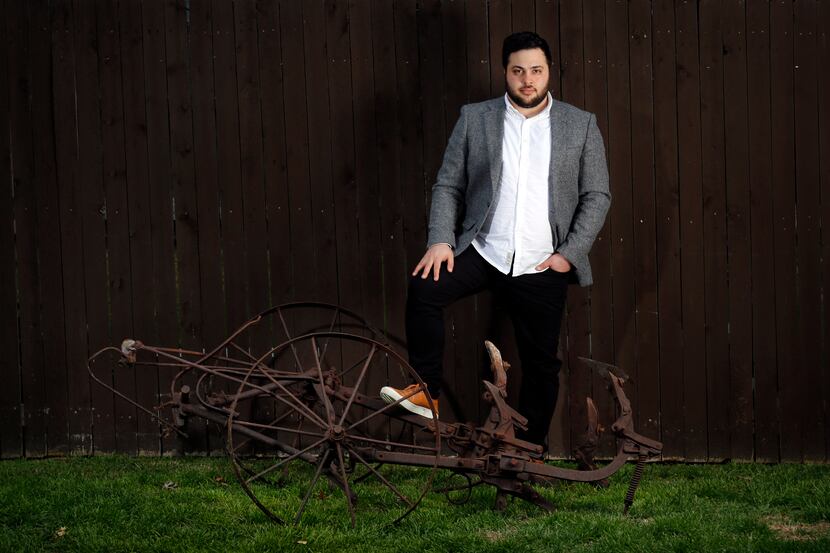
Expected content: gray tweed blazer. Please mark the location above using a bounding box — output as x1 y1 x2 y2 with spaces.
426 96 611 286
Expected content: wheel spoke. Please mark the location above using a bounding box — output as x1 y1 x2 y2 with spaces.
336 345 376 426
346 433 438 453
253 364 329 429
347 446 413 508
231 419 326 440
317 308 340 363
244 436 328 486
278 308 304 371
312 337 336 425
334 443 356 528
293 447 331 525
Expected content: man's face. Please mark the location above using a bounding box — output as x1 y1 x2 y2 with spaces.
504 48 550 109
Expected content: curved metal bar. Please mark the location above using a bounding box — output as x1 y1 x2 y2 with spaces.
86 346 187 438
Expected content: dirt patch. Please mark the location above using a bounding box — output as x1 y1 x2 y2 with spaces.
763 515 830 542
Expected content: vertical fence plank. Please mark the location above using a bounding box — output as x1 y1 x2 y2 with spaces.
324 0 361 314
53 0 93 456
582 0 615 459
819 0 830 463
466 0 490 102
142 0 178 454
393 0 424 342
0 2 29 458
211 0 246 336
12 0 48 459
722 0 753 461
119 0 160 455
699 0 730 461
652 0 683 459
793 0 823 461
746 0 778 463
488 0 510 98
604 0 637 458
0 0 22 459
348 0 384 408
190 0 226 350
235 0 270 321
96 0 136 454
75 0 116 455
259 0 292 310
28 0 69 456
770 0 800 462
511 0 534 31
558 0 585 458
629 0 660 446
164 0 206 453
675 0 707 461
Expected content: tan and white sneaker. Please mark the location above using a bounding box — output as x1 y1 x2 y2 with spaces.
379 384 439 420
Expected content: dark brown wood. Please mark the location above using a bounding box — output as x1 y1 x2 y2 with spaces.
190 0 225 351
141 0 178 454
628 0 660 447
746 0 778 463
52 0 94 456
674 0 707 461
793 0 823 461
582 0 614 459
28 0 68 456
259 0 292 309
0 0 22 459
559 0 587 460
8 1 46 457
466 0 490 102
211 0 246 334
74 0 117 454
96 0 135 454
3 0 827 462
165 0 207 454
324 0 361 314
511 0 534 31
819 0 830 463
488 0 510 98
699 0 730 461
118 0 160 455
651 0 683 459
722 0 753 461
770 0 800 462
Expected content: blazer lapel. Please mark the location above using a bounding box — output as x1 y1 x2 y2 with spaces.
483 106 504 191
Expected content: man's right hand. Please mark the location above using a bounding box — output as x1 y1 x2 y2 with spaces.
412 244 454 281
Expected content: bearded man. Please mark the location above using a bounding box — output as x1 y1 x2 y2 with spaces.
381 31 611 449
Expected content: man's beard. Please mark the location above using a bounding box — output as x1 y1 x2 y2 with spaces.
506 85 548 109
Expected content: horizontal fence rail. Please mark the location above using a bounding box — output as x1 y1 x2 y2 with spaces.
0 0 827 462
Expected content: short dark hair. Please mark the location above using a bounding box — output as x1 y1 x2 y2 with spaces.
502 31 552 68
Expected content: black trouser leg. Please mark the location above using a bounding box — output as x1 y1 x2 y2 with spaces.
505 269 570 447
405 248 491 397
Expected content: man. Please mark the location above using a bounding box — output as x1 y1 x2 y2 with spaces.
381 32 611 448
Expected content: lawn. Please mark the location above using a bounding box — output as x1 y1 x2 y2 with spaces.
1 456 829 552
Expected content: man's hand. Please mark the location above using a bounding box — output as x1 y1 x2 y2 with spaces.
413 244 454 281
535 252 571 273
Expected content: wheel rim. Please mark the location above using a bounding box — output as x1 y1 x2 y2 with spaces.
226 332 439 526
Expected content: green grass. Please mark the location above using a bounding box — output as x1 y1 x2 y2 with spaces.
1 456 829 552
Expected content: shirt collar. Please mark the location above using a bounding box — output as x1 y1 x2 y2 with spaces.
503 91 553 121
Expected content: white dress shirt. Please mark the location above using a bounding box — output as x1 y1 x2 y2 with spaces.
473 93 554 276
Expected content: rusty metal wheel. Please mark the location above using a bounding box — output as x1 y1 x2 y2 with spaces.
208 302 388 484
226 332 439 526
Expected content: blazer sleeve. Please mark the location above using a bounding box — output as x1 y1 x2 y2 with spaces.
426 107 469 248
555 113 612 267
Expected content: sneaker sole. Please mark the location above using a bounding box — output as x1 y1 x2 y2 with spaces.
379 386 435 420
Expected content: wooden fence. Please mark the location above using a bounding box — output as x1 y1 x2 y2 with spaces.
1 0 828 462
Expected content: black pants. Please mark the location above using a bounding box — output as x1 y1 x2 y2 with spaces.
405 247 569 446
